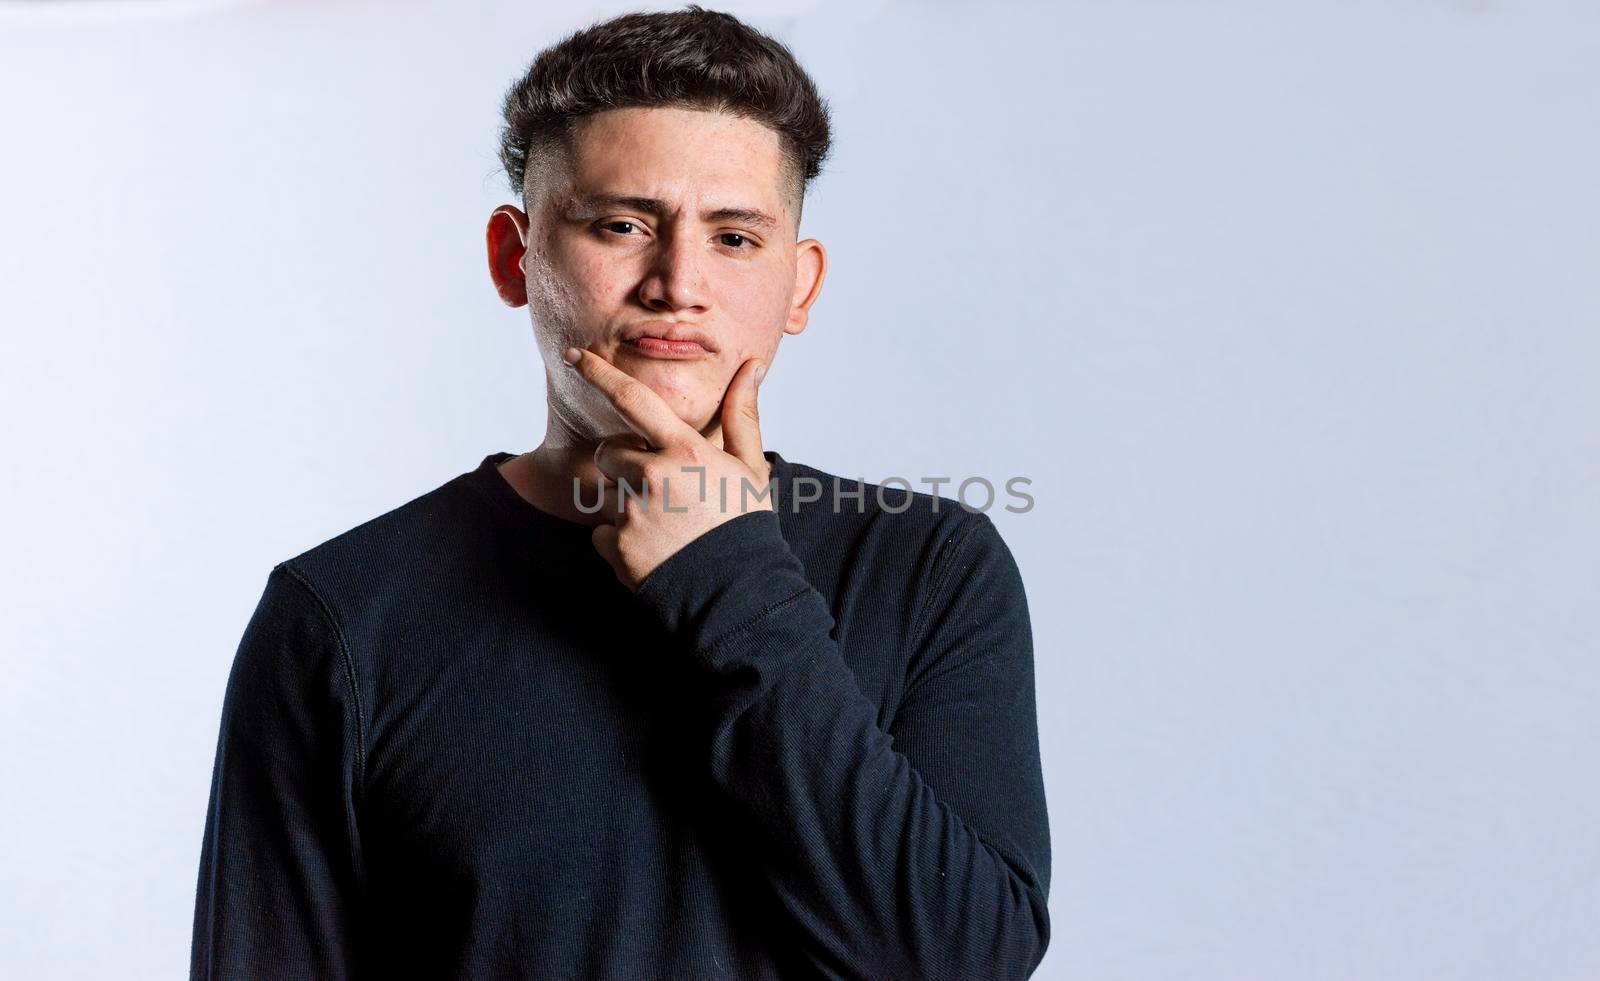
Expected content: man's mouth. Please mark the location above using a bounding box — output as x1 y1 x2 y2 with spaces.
625 337 715 359
620 321 719 360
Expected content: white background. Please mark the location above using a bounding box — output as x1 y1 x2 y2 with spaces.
2 0 1596 977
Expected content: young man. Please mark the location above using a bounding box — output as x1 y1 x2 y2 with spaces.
190 7 1050 979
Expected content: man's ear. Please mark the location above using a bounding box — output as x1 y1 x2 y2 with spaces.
487 205 531 308
785 238 827 336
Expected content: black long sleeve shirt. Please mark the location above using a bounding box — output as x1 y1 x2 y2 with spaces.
190 449 1051 979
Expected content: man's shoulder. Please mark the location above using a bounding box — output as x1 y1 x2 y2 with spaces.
776 455 1016 591
780 455 1000 543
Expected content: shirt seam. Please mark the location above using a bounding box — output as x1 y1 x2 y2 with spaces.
902 512 990 688
278 561 369 883
696 584 816 662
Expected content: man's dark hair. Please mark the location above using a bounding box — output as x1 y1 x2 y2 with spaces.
498 5 832 226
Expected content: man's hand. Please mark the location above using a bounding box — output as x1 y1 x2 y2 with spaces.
562 346 773 591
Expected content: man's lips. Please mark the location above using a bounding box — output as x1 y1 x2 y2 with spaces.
620 321 719 360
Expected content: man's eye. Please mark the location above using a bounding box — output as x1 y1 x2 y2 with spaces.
719 233 752 250
600 221 643 236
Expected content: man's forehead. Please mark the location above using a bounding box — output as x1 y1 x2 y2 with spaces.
573 104 780 152
566 110 788 201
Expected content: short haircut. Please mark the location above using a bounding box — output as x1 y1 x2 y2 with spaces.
497 5 833 228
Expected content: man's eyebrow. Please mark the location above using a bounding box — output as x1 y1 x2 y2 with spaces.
566 193 782 232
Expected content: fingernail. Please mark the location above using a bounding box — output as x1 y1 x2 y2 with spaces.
562 347 582 366
755 361 768 384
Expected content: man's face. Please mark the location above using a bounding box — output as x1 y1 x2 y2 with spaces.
488 106 827 442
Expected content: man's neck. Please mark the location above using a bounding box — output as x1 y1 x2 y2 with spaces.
496 444 607 528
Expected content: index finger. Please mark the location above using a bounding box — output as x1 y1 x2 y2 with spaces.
562 346 697 449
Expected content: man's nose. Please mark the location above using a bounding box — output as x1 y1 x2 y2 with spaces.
637 226 710 313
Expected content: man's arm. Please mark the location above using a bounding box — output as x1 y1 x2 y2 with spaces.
191 563 365 980
633 507 1052 979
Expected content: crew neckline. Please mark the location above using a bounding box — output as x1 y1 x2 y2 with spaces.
470 448 793 536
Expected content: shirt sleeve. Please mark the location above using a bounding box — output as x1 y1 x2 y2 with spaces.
190 563 366 980
632 508 1052 979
